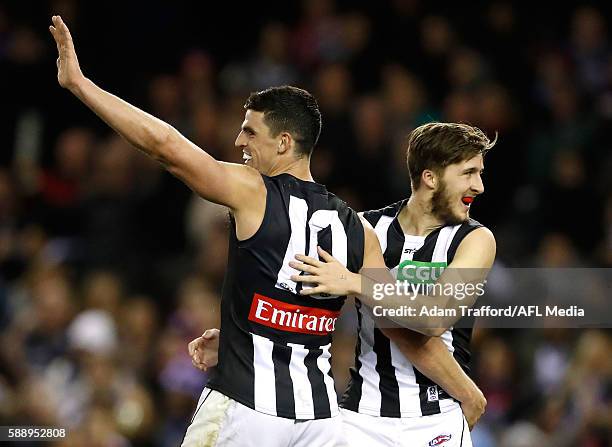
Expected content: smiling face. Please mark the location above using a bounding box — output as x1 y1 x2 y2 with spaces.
234 109 281 175
430 154 485 225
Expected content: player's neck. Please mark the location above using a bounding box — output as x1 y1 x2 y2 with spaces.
268 157 314 182
398 194 444 237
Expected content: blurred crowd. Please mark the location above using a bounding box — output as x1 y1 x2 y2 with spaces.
0 1 610 446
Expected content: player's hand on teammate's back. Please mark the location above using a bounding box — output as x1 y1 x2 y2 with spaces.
188 328 220 372
289 246 359 297
461 387 487 431
49 15 85 90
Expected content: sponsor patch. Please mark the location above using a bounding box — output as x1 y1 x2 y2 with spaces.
427 385 439 402
428 434 452 446
248 293 340 335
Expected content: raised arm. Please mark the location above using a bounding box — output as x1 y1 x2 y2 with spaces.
48 16 265 213
382 328 486 429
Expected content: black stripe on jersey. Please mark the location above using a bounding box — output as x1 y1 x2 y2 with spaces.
373 328 401 417
346 220 365 273
383 221 404 268
413 228 440 262
317 225 332 259
415 371 442 415
362 212 383 228
448 219 481 377
305 347 332 419
340 301 364 412
273 344 295 419
447 218 482 259
451 327 473 376
362 200 405 227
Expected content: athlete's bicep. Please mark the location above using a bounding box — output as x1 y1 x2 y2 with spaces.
433 227 496 314
447 227 496 269
162 131 265 210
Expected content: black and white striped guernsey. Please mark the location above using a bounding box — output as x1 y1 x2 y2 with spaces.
341 199 483 418
207 173 365 420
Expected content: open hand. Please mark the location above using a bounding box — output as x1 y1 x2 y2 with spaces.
49 15 85 90
188 328 220 372
289 246 359 297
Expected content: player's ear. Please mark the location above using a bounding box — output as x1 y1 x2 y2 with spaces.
422 169 437 190
278 133 292 155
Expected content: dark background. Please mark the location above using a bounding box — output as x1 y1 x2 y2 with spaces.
0 1 610 446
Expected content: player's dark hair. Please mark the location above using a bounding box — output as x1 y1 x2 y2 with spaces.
406 122 497 189
244 86 322 157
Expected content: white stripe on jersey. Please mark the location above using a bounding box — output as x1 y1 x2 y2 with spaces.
252 333 277 414
389 342 421 415
432 225 460 263
316 344 338 416
373 215 394 253
276 196 308 294
357 307 382 414
287 343 315 419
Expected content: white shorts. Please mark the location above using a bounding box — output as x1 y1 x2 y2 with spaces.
181 387 347 447
341 407 471 447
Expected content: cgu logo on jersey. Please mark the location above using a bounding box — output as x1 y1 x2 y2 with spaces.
396 260 447 283
428 434 452 446
248 293 340 335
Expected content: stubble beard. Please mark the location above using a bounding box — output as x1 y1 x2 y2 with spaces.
430 179 468 226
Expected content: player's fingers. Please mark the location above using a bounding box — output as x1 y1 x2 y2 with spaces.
53 16 68 40
299 286 327 296
288 260 317 274
191 358 207 372
57 15 66 32
193 354 204 366
51 23 66 50
188 338 202 356
317 246 335 262
294 254 322 267
49 26 62 50
202 328 219 339
290 274 319 283
54 17 65 40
